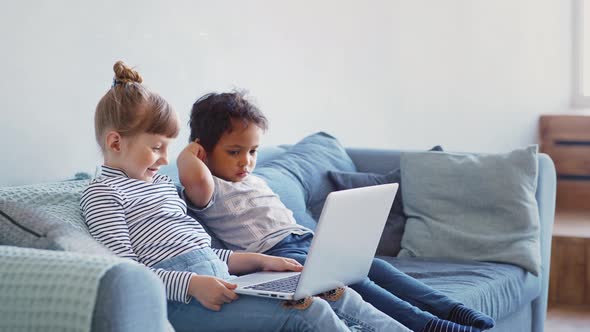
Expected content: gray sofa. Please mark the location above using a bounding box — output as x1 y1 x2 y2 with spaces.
0 144 555 332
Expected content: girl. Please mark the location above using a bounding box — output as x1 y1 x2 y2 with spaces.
178 91 495 332
81 61 409 332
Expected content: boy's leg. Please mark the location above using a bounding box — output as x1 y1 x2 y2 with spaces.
261 250 410 331
349 276 436 332
272 251 414 331
268 244 491 330
368 258 494 329
368 258 458 317
166 295 348 332
349 279 484 332
320 287 411 332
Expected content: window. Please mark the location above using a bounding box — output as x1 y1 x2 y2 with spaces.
574 0 590 106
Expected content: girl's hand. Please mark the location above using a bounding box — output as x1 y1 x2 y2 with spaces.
259 255 303 272
188 275 239 311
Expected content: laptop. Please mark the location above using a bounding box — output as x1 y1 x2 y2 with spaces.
232 183 399 300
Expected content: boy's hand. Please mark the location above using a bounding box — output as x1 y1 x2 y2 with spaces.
259 255 303 272
177 139 214 208
185 139 207 162
227 252 303 275
188 275 239 311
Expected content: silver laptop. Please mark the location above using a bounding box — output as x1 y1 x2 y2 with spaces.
232 183 399 300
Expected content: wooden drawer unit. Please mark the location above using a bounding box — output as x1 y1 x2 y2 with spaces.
549 235 590 306
548 212 590 306
540 115 590 210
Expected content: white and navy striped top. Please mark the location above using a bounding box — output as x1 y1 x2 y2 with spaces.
80 165 233 303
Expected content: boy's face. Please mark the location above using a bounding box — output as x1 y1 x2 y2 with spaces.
206 119 262 182
107 133 172 182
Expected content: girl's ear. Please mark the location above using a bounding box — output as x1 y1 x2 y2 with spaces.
105 131 123 153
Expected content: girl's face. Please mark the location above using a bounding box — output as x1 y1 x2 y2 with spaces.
109 133 172 182
206 120 262 182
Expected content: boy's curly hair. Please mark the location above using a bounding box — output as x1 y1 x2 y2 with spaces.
189 91 268 152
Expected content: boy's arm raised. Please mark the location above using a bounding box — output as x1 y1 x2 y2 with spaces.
177 141 214 208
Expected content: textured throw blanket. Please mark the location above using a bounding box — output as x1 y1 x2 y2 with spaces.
0 245 128 332
0 179 91 233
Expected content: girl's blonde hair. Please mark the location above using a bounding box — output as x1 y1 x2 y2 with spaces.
94 61 179 151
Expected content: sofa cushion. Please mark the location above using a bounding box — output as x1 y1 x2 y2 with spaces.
0 180 112 255
254 132 357 230
380 256 541 321
399 145 541 275
327 146 443 257
328 169 402 256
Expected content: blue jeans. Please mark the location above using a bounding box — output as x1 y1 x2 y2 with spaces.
265 233 461 332
153 247 410 332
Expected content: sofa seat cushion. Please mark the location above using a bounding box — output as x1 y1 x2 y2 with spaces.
377 256 541 321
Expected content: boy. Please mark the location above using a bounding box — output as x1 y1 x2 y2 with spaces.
177 91 494 332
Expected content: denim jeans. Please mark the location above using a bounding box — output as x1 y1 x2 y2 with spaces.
153 247 410 332
265 233 461 332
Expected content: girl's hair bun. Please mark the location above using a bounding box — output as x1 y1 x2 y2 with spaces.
113 60 143 85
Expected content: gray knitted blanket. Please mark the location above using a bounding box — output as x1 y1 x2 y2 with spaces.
0 245 127 332
0 179 90 233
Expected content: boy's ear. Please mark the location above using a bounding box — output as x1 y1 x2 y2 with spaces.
105 131 123 153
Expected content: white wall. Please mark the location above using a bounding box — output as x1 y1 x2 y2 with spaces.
0 0 572 186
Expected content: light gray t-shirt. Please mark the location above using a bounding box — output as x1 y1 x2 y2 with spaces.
184 175 312 253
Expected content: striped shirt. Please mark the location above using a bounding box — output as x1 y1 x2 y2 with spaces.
80 165 232 303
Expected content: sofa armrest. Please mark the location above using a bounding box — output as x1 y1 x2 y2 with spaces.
0 246 169 332
532 153 556 332
92 262 169 332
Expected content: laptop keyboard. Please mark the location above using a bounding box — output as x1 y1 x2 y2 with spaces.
244 274 300 293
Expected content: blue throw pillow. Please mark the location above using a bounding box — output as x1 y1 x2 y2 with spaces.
399 145 541 275
327 145 442 256
254 132 357 230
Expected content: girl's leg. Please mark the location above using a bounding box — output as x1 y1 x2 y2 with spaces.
167 291 410 332
167 295 347 332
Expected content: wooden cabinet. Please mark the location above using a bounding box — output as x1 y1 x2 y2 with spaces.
541 115 590 305
548 212 590 306
540 114 590 210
